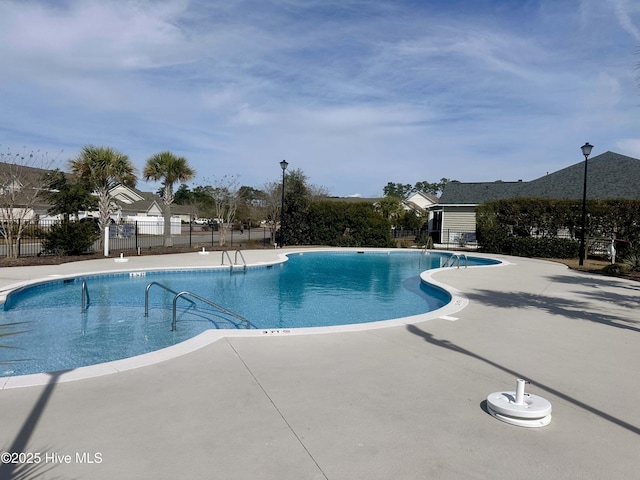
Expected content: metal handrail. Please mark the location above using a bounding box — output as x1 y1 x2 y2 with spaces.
234 250 247 270
145 281 196 316
443 253 468 269
81 278 90 313
221 250 234 267
172 291 250 331
221 249 247 271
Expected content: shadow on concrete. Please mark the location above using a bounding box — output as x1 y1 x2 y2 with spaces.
544 274 640 310
406 324 640 436
546 272 634 289
0 370 71 480
463 286 640 333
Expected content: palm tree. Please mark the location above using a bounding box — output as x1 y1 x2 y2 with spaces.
69 146 137 246
143 151 195 247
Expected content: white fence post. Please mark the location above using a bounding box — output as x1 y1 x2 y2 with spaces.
104 225 109 257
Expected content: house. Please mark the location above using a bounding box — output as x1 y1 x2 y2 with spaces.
83 185 194 223
0 162 55 221
405 191 439 210
108 185 162 220
403 191 439 230
430 151 640 243
0 161 188 222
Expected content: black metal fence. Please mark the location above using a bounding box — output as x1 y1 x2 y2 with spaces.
2 219 485 258
0 220 275 258
395 228 478 250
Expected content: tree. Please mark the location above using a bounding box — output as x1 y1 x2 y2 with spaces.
0 147 58 258
143 151 195 247
383 182 413 199
261 180 283 245
204 175 241 246
399 209 424 230
43 169 97 222
69 146 136 246
174 184 194 204
281 169 312 245
259 169 327 246
236 185 265 227
41 169 99 256
383 178 456 198
375 196 404 225
414 178 455 196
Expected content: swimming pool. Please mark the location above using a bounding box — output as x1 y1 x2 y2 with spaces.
0 250 500 377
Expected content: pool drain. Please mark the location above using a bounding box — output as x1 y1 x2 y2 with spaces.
486 378 552 428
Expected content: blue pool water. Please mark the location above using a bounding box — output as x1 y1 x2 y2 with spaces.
0 251 499 376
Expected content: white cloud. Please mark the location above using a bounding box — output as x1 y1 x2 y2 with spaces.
1 1 194 74
610 0 640 40
0 0 639 196
616 138 640 157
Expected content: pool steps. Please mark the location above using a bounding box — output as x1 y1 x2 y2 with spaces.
144 281 196 316
143 281 250 331
171 291 251 331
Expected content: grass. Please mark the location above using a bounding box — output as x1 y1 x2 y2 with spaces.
542 256 640 282
544 257 610 271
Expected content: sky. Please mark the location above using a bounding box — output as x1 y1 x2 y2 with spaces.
1 0 639 198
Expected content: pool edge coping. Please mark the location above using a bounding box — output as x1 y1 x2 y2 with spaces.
0 248 508 389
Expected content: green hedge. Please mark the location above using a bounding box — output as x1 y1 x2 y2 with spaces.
477 197 640 258
500 237 579 258
305 201 394 247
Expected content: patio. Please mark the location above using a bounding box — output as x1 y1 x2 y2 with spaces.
0 250 638 479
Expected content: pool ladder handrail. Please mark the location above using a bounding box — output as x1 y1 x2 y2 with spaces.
144 281 196 316
234 250 247 268
443 253 468 269
221 249 247 272
81 278 90 313
172 291 251 331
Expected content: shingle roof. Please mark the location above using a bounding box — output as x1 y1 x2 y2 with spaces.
113 194 194 216
439 181 526 204
522 151 640 200
439 151 640 204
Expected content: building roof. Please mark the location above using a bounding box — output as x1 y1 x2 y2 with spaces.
438 181 526 204
406 191 439 206
111 185 194 216
439 151 640 204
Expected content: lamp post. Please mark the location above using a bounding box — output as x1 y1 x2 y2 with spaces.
578 142 593 266
279 159 288 247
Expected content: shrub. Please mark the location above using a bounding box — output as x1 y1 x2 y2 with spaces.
500 237 579 258
306 201 394 248
621 246 640 272
42 221 98 256
601 263 628 275
477 197 640 259
415 234 433 249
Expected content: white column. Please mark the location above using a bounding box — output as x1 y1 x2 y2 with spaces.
104 226 109 257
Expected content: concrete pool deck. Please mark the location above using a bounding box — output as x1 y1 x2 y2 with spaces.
0 248 638 479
